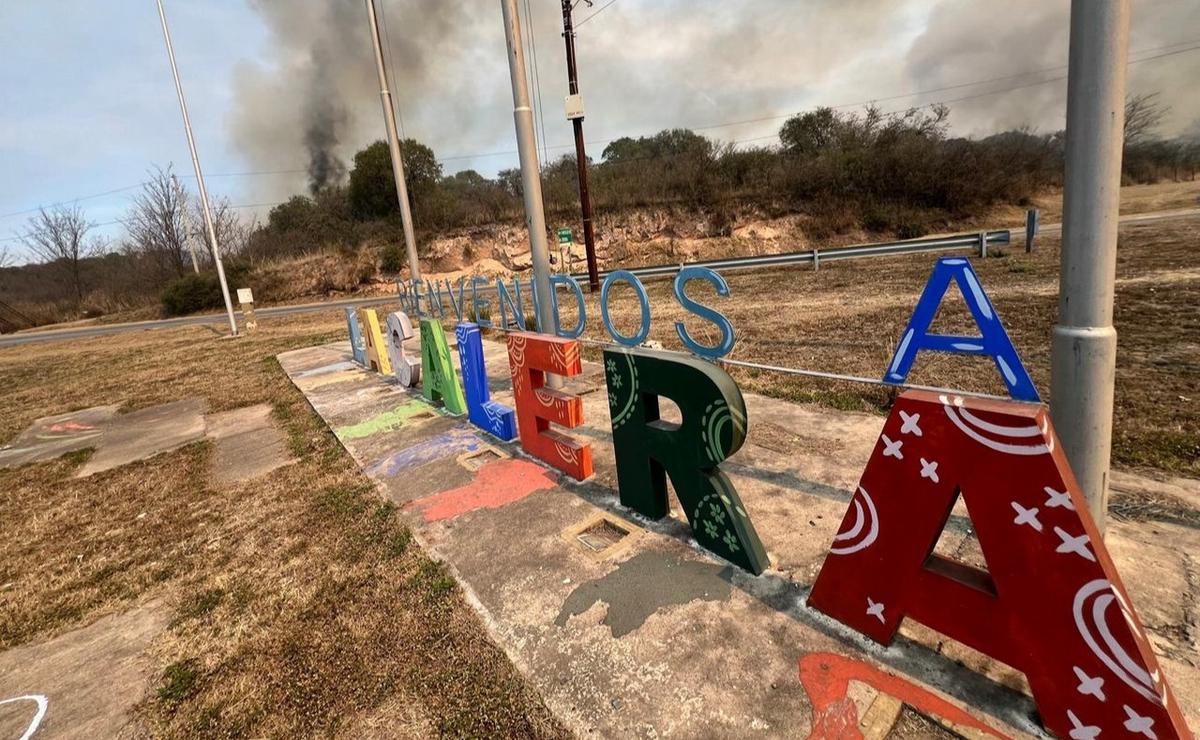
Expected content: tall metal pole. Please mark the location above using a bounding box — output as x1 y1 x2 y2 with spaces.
1051 0 1130 535
365 0 421 284
156 0 237 335
501 0 557 339
172 174 201 274
560 0 601 292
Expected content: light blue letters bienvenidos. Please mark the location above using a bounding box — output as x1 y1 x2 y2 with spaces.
600 270 651 346
673 266 736 359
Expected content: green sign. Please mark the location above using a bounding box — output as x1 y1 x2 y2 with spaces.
557 228 574 245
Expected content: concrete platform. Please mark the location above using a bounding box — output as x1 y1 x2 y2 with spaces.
278 339 1200 738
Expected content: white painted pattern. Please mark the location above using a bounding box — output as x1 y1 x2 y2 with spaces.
1045 486 1075 510
899 410 923 436
1054 527 1096 562
881 435 904 460
866 597 886 624
919 458 939 484
1067 710 1101 740
1123 705 1157 738
830 487 879 555
1073 666 1106 702
1011 502 1043 532
0 695 48 740
1073 579 1163 705
940 395 1051 456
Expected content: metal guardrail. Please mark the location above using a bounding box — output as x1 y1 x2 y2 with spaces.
567 230 1011 281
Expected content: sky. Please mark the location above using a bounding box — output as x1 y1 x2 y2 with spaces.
2 0 1198 263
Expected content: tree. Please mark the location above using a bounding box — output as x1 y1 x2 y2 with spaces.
267 195 317 233
21 204 95 305
123 166 194 281
0 245 12 268
348 139 443 219
1125 92 1168 148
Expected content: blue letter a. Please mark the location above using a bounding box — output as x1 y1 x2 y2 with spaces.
884 257 1039 402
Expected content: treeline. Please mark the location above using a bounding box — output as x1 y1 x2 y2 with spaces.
3 97 1197 326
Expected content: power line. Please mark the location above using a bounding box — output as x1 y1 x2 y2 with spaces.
575 0 617 27
1 200 286 244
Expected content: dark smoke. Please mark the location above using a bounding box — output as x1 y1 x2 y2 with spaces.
303 53 348 194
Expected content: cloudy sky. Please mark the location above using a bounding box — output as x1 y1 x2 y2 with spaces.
2 0 1198 259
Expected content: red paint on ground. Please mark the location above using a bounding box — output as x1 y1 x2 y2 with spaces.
798 652 1008 739
409 458 558 523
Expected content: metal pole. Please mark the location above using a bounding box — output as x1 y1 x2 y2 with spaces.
561 0 601 292
1051 0 1130 535
501 0 557 339
171 174 201 274
365 0 421 284
156 0 237 335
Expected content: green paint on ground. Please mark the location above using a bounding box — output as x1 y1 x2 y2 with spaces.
335 401 436 440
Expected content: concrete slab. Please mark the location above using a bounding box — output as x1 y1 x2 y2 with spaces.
205 404 297 486
76 399 207 478
279 339 1200 738
0 406 117 469
0 602 168 738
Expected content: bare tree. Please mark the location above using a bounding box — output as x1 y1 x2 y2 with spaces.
1125 92 1169 148
21 204 95 305
0 245 13 268
192 196 252 264
123 165 192 282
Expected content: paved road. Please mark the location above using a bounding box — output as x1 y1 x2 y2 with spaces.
3 206 1196 349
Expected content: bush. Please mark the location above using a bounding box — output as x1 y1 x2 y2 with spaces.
160 264 250 316
380 243 404 274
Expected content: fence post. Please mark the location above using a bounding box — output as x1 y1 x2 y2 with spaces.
1025 209 1040 253
813 248 820 271
979 231 989 258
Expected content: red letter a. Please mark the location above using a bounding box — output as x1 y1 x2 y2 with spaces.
808 390 1192 740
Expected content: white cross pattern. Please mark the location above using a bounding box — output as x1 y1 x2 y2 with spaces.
1073 666 1106 701
1011 502 1043 532
881 434 904 460
920 458 940 484
899 410 923 436
866 597 886 624
1045 485 1075 510
1123 705 1157 739
1055 527 1096 562
1067 710 1101 740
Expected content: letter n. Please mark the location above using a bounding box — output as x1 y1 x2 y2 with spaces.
808 390 1190 739
419 318 466 415
603 347 768 574
506 332 592 480
884 257 1039 401
456 322 516 441
345 307 367 366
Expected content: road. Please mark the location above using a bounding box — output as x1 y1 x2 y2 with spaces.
2 207 1196 349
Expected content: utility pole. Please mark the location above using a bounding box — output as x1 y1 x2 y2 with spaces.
560 0 601 292
501 0 557 339
1051 0 1130 536
156 0 237 335
171 174 201 274
364 0 422 285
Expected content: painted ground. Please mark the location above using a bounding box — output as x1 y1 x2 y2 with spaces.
279 335 1200 737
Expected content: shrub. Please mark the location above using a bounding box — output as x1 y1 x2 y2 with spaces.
160 264 250 316
380 243 404 274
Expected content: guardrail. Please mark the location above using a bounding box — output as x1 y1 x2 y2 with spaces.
567 230 1011 282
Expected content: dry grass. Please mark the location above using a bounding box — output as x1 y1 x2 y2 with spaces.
0 314 566 738
565 217 1200 477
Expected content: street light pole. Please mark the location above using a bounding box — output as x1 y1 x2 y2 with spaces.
156 0 237 336
365 0 422 285
501 0 557 340
560 0 601 292
1051 0 1130 535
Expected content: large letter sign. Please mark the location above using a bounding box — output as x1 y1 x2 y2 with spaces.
884 257 1039 402
360 308 393 375
419 318 467 415
604 347 768 574
808 390 1191 739
506 332 593 480
384 311 421 388
345 308 367 366
456 322 517 441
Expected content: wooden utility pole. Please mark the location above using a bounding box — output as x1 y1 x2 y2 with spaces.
560 0 601 292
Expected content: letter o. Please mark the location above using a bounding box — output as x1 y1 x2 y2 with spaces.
600 270 651 346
